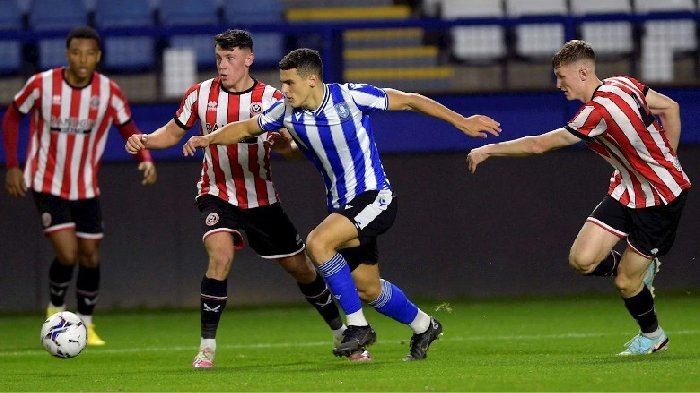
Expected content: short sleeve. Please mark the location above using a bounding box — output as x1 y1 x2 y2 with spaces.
346 83 388 112
566 104 606 140
258 100 286 131
174 84 200 130
108 81 132 126
13 74 41 115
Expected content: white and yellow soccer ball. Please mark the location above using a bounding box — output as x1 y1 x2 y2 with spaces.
41 311 87 358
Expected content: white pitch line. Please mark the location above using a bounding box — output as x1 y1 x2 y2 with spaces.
4 330 699 357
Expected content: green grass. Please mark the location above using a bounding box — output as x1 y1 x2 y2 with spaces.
2 295 700 391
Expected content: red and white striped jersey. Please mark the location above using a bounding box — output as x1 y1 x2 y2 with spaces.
175 78 283 209
566 76 691 208
13 68 136 200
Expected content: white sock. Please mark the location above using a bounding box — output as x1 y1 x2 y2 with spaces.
332 325 347 340
200 338 216 352
78 314 93 325
409 310 431 334
346 310 368 326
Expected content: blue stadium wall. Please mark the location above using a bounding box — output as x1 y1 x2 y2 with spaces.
1 89 699 311
2 88 699 164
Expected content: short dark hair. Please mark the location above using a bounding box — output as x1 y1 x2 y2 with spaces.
552 40 596 69
278 48 323 80
66 26 101 50
215 29 253 51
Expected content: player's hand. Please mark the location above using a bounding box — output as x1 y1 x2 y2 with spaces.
466 145 491 174
270 128 296 155
125 134 148 154
182 136 209 156
4 167 26 197
138 161 157 185
456 115 501 138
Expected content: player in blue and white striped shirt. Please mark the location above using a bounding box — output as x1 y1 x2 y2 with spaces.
184 48 501 361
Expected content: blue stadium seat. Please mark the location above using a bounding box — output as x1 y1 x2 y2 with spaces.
0 0 23 73
160 0 219 69
95 0 153 27
222 0 282 25
94 0 157 71
169 35 216 69
28 0 87 30
222 0 284 67
159 0 220 26
28 0 88 70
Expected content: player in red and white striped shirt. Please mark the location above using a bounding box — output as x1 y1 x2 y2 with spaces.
467 40 690 355
125 30 347 368
1 26 157 346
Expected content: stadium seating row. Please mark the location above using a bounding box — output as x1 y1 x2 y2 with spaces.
437 0 698 83
0 0 283 72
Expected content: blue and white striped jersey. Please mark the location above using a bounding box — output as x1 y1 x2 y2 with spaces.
258 83 391 211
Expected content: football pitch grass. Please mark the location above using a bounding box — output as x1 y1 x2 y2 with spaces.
2 295 700 392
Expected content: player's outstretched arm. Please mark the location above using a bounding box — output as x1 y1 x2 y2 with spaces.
183 116 263 156
646 89 681 152
384 88 501 138
467 128 581 173
126 119 187 153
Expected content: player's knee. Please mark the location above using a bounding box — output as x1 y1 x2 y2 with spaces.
305 230 330 260
77 251 99 268
613 273 641 294
55 251 79 265
568 252 596 275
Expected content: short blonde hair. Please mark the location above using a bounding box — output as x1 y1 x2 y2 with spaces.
552 40 596 69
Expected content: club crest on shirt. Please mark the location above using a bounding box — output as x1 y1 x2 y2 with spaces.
41 212 52 228
250 102 263 115
207 101 218 112
89 96 100 109
334 102 350 120
205 212 219 226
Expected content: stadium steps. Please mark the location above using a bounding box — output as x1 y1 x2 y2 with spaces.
344 46 440 68
286 6 411 22
343 28 451 92
344 67 455 92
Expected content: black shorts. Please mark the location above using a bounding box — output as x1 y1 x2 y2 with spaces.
588 191 688 258
196 195 304 259
31 191 103 239
335 189 397 270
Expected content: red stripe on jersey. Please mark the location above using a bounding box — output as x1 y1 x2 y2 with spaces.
249 86 269 206
42 71 63 193
567 76 692 207
226 93 249 208
180 78 282 208
596 91 669 204
205 84 229 201
17 69 133 199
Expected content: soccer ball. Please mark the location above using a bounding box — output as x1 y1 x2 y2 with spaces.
41 311 87 358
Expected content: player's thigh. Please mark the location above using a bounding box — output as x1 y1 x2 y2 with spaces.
76 238 101 267
47 229 79 264
307 213 361 252
242 203 305 259
197 195 245 250
570 221 621 267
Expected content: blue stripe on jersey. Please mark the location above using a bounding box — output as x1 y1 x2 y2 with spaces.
330 87 366 202
290 110 336 209
258 83 391 211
